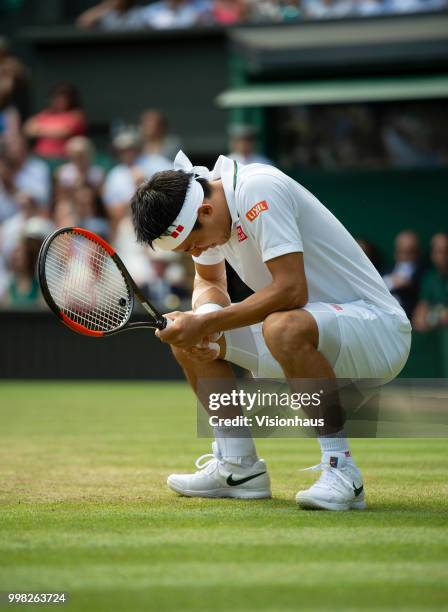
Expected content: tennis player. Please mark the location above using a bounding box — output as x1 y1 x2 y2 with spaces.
131 151 412 511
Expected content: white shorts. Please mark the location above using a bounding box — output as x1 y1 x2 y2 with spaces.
224 300 412 382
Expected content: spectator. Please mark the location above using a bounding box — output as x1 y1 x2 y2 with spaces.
114 216 156 288
0 153 18 222
383 230 424 318
228 124 273 165
0 192 43 262
73 184 110 239
356 238 383 273
382 112 441 168
142 0 202 29
413 233 448 331
103 128 171 229
303 0 354 19
77 0 145 30
0 36 30 124
5 218 53 308
246 0 284 21
212 0 247 24
5 135 51 208
147 250 185 308
356 0 385 15
53 198 78 229
23 83 86 163
55 136 104 197
140 110 181 162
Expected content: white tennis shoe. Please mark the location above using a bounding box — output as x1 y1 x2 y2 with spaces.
167 444 271 499
296 452 366 511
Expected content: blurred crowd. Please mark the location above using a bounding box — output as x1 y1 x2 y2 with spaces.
75 0 447 30
357 232 448 332
1 37 447 334
0 37 274 313
277 101 448 169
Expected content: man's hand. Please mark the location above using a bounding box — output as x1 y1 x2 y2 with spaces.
156 311 206 348
184 341 221 363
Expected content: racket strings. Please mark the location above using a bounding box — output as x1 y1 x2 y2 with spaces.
45 232 132 332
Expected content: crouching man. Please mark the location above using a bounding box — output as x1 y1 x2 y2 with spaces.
131 151 411 510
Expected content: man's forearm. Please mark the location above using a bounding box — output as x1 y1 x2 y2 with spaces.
192 275 230 310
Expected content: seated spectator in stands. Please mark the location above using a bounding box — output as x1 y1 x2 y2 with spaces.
0 192 44 263
0 153 18 222
5 218 53 308
228 124 273 165
356 237 383 273
140 110 181 162
356 0 385 15
55 136 104 197
146 250 190 309
384 0 431 12
6 238 40 307
413 233 448 331
0 36 30 124
382 113 441 168
303 0 354 18
103 128 171 230
383 230 424 318
114 216 157 288
141 0 203 29
5 135 51 208
23 83 86 163
53 198 78 229
245 0 281 21
77 0 145 30
73 184 110 239
0 104 20 147
212 0 247 24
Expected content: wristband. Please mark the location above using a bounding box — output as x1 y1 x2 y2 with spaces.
194 303 224 341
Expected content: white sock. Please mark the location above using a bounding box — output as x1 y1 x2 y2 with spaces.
213 427 258 467
318 430 351 456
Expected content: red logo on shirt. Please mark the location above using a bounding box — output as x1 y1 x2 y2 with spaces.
330 304 343 311
237 225 247 242
246 200 269 222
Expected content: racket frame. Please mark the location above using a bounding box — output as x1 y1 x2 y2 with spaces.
38 226 169 337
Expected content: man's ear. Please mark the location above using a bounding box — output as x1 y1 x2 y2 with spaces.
197 203 213 217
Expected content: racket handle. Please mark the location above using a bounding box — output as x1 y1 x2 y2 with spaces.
158 317 172 330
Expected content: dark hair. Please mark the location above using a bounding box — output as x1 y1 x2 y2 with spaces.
50 82 81 110
131 170 210 248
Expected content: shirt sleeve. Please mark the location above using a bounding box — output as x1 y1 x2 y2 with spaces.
192 247 224 265
238 173 303 262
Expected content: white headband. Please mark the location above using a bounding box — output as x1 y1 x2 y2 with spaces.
153 151 211 251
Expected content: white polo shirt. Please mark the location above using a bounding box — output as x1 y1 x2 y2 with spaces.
193 156 406 318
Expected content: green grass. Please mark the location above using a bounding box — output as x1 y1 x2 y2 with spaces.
0 381 447 612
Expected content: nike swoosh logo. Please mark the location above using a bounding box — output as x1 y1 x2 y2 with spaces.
353 482 364 497
226 472 266 487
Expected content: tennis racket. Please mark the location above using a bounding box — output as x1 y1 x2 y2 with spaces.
38 226 170 337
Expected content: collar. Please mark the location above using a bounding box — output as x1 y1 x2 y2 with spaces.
211 155 239 228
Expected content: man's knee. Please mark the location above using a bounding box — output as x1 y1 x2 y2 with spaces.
262 310 318 364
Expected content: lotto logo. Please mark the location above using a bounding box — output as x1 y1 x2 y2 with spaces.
237 225 247 242
170 225 184 238
246 200 269 222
